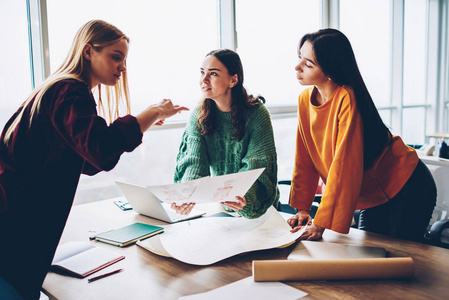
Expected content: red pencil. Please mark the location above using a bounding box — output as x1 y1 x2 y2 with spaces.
88 269 123 283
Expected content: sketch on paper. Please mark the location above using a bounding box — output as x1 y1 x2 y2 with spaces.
147 168 265 204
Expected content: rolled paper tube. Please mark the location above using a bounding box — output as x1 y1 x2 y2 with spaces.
253 257 414 282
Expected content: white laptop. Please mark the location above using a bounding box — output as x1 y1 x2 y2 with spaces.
115 181 206 223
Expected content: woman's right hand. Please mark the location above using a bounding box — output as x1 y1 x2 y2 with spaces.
287 210 312 233
154 99 189 120
136 99 189 132
171 202 196 215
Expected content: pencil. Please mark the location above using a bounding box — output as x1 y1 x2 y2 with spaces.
88 269 123 283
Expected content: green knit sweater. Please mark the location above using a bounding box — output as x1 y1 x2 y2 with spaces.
174 103 280 219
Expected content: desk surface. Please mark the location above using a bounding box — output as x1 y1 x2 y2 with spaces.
43 199 449 300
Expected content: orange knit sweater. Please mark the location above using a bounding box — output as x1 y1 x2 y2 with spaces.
289 86 418 233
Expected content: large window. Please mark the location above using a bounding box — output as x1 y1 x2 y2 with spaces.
444 1 449 132
341 0 433 145
3 0 448 204
0 0 32 129
340 0 393 128
403 0 427 107
46 0 219 118
235 0 320 106
402 0 428 144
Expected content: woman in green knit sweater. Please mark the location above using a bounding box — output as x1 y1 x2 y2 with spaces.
173 49 279 219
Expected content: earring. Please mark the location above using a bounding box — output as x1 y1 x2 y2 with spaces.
328 77 331 81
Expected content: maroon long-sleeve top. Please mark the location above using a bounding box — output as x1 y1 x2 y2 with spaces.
0 79 142 299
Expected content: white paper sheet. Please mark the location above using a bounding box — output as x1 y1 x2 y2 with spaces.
154 206 305 265
137 235 170 257
178 276 307 300
146 168 265 204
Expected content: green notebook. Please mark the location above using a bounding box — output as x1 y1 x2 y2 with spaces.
95 223 164 247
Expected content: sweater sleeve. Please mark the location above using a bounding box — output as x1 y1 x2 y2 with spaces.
50 81 142 172
174 109 210 182
289 123 320 211
313 94 364 234
237 105 279 219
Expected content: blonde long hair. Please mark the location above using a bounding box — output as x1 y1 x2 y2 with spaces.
3 20 131 145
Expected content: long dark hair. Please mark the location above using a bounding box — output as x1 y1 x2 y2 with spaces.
197 49 264 141
299 28 391 170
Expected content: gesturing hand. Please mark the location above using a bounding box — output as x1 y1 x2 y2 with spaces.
155 99 189 119
221 196 247 211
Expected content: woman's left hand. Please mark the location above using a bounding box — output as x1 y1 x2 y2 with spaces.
298 223 325 241
221 196 246 211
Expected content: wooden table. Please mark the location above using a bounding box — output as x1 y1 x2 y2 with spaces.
43 198 449 300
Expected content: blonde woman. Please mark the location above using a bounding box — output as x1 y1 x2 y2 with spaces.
0 20 187 299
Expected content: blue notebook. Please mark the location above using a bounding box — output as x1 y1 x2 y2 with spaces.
94 223 164 247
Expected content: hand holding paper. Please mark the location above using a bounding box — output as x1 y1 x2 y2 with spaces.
221 195 247 210
171 195 247 215
147 168 265 204
171 202 196 215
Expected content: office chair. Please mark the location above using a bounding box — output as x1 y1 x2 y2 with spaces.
420 160 449 248
277 180 322 217
277 179 363 228
426 218 449 249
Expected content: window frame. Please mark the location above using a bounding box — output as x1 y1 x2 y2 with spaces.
27 0 448 142
441 0 449 132
27 0 50 87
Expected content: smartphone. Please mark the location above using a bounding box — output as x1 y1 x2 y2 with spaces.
113 199 133 211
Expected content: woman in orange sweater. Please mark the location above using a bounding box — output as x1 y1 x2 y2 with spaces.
287 28 436 243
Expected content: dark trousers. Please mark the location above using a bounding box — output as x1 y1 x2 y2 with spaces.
0 194 72 300
358 159 437 242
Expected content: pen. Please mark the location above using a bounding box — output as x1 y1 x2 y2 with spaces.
89 229 113 240
87 269 123 283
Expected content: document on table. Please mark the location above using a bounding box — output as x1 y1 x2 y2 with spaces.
138 206 306 265
146 168 265 204
287 241 386 261
178 276 307 300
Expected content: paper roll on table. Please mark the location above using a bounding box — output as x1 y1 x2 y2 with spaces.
253 257 414 282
